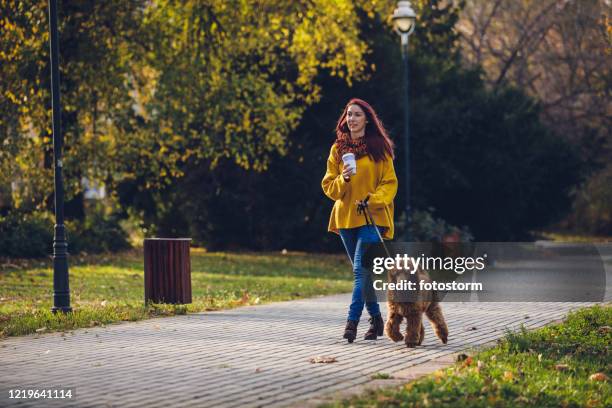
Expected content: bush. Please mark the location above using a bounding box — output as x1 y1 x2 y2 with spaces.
66 211 131 254
0 211 53 258
0 210 131 259
397 208 473 242
563 163 612 236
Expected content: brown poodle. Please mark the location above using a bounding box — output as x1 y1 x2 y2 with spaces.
384 266 449 348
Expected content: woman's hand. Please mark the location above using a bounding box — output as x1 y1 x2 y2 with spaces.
355 195 370 214
342 163 352 181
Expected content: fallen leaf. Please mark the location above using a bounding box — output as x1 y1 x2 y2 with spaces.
35 327 47 333
515 396 530 403
589 373 608 382
309 356 337 364
503 371 513 380
101 300 107 307
477 360 485 369
254 297 260 304
255 368 262 373
586 399 601 408
44 350 50 354
555 364 569 371
597 326 611 335
153 324 160 330
376 395 392 403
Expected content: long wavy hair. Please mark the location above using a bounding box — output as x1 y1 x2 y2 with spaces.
335 98 395 162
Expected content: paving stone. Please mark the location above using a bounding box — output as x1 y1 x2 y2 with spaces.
0 294 603 408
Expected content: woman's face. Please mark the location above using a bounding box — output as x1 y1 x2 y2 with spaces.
346 104 367 135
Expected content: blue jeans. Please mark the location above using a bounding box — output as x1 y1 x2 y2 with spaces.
339 225 382 322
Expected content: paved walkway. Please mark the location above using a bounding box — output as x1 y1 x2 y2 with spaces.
0 295 598 408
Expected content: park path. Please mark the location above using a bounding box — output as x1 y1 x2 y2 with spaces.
0 295 599 408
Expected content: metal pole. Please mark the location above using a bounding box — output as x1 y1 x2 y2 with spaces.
401 33 411 241
48 0 71 313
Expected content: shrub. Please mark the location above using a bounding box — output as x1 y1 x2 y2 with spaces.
66 212 131 254
0 211 53 258
395 208 474 242
0 210 131 259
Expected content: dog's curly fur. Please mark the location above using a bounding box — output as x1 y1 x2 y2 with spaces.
385 267 449 348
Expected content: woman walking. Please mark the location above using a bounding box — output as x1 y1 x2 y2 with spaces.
321 98 398 343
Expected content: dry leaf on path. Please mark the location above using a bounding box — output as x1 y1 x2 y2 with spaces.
309 356 337 364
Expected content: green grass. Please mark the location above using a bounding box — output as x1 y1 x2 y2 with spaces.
0 248 352 337
371 373 394 380
325 305 611 408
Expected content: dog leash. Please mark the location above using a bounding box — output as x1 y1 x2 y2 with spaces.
357 195 392 258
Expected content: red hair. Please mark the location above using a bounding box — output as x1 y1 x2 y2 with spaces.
334 98 395 162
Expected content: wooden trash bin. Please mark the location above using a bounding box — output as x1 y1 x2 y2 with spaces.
144 238 192 304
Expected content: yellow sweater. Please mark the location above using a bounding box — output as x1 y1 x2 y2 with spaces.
321 143 398 240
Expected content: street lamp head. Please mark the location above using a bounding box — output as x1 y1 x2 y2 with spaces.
392 1 416 36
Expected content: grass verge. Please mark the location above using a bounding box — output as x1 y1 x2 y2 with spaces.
0 248 351 337
325 304 611 408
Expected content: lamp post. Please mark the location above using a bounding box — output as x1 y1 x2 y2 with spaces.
48 0 71 313
392 1 416 241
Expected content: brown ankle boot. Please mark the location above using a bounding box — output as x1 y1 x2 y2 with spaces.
343 320 358 343
364 315 384 340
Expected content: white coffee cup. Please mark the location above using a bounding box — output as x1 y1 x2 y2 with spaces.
342 153 357 175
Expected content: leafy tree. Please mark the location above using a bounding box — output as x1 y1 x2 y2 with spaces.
1 0 588 252
0 0 144 218
143 0 582 248
2 0 370 223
